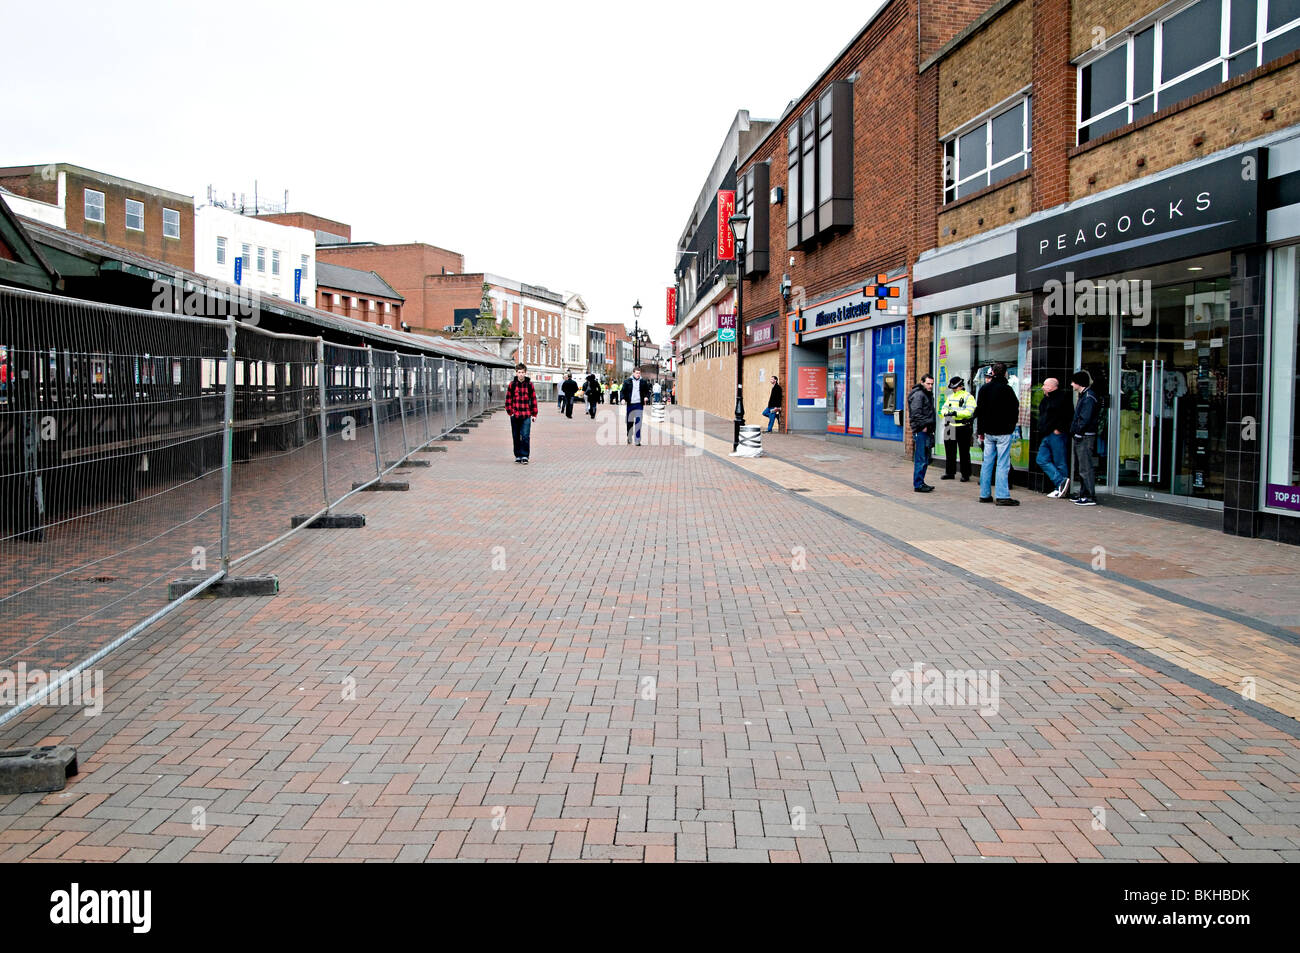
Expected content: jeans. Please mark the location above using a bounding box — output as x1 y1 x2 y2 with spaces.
980 433 1013 499
510 415 532 459
587 396 597 418
626 405 643 444
912 431 933 488
1035 432 1068 487
562 395 574 418
1073 434 1097 497
762 406 779 432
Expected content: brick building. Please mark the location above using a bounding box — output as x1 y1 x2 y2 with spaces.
315 241 466 335
256 211 351 245
315 261 405 327
0 163 194 271
734 0 991 447
909 0 1300 542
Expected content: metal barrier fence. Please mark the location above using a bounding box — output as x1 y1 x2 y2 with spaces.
0 286 504 727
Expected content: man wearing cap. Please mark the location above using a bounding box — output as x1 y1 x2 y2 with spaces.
939 376 975 482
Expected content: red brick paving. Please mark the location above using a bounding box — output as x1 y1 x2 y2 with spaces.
2 403 1299 862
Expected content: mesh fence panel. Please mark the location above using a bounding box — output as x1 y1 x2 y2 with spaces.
0 287 228 674
226 324 324 560
322 342 382 503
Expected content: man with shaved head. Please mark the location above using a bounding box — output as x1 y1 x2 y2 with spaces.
1036 376 1072 498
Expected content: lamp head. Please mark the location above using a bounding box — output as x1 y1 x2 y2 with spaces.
728 213 750 244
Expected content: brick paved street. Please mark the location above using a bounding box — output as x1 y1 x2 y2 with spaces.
2 403 1299 862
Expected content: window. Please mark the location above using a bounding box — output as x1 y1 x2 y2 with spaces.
368 299 376 311
125 199 144 232
163 207 180 239
569 344 579 363
257 247 266 272
786 80 853 249
1077 0 1300 144
300 253 309 278
1266 243 1299 511
736 162 770 275
944 97 1032 203
216 236 227 265
272 249 281 276
84 189 105 223
242 244 251 273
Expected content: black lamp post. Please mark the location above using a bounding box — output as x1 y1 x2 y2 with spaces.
632 299 642 380
728 213 750 450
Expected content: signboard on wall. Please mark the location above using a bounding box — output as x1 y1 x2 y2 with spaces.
718 312 736 343
666 287 676 326
717 190 736 261
797 366 826 408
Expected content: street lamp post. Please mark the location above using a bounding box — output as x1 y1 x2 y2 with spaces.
728 213 750 451
632 299 642 380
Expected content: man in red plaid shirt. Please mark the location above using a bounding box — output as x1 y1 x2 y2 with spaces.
505 362 539 464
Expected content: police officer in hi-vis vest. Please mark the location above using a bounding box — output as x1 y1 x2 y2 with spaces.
940 376 976 482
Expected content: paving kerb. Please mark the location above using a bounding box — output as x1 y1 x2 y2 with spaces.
2 402 1298 862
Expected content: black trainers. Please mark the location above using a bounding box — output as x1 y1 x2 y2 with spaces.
940 474 955 480
914 485 934 493
520 458 529 465
1072 496 1097 506
979 496 993 503
995 498 1020 506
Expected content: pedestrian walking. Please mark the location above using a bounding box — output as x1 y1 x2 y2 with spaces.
1069 371 1101 506
974 363 1020 505
652 379 663 404
621 368 652 445
561 372 578 419
506 362 538 464
609 381 619 405
939 376 975 481
762 375 784 433
1036 377 1072 498
908 374 936 492
583 373 600 418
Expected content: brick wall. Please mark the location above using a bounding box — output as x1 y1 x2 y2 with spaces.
938 0 1032 133
1071 0 1164 58
315 244 466 333
938 175 1033 245
1069 58 1300 198
257 211 352 241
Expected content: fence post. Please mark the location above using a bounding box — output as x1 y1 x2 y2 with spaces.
219 315 237 576
394 351 410 459
317 338 330 512
366 346 383 477
422 356 431 444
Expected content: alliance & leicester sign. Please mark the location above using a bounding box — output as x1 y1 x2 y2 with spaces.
1015 149 1263 290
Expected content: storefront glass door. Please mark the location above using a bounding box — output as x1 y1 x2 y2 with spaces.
1115 278 1229 503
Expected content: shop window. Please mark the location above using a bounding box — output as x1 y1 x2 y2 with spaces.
1266 244 1300 511
1077 0 1300 144
944 97 1032 203
932 299 1033 468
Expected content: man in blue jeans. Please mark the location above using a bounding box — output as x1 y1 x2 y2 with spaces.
974 363 1020 505
1035 377 1072 498
907 374 936 492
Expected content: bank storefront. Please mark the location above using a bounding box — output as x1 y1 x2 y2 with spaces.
787 271 909 445
914 127 1300 542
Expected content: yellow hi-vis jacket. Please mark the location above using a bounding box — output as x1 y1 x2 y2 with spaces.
942 389 976 426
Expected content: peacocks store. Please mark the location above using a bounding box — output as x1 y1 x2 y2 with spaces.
914 132 1300 543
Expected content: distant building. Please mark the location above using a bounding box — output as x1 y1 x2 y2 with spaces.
194 204 316 303
315 241 466 335
255 211 351 245
0 162 194 271
314 261 404 328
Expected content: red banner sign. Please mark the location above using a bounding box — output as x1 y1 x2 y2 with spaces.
717 190 735 261
666 287 676 326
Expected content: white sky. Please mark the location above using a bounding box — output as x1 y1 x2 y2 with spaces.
2 0 884 343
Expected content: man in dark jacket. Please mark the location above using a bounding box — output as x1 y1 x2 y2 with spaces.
974 363 1020 505
620 368 653 445
582 373 600 418
505 363 539 464
1036 377 1073 498
560 373 579 418
907 375 936 492
762 375 784 433
1069 370 1101 506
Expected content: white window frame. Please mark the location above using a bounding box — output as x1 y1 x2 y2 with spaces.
942 93 1032 204
84 189 105 224
257 246 266 272
1075 0 1300 144
271 249 281 276
162 207 180 239
125 199 144 232
216 236 227 264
